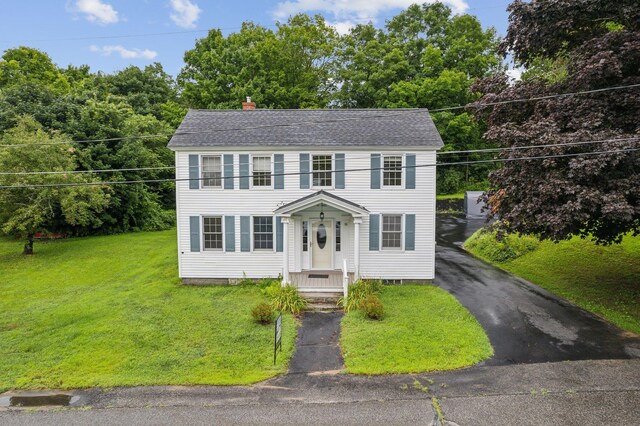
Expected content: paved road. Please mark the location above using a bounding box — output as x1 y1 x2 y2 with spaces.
435 215 640 365
2 360 640 425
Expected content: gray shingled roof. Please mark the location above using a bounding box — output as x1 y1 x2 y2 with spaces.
167 108 444 149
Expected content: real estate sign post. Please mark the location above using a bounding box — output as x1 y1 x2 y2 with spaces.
274 313 282 365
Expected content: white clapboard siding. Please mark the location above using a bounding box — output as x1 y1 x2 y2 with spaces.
175 149 436 281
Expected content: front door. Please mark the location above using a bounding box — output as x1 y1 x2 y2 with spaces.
311 220 333 269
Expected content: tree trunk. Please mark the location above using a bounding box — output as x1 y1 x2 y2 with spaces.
23 235 34 255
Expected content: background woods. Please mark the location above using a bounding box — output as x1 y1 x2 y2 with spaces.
1 0 637 248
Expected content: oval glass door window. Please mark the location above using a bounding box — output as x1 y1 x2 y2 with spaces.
317 224 327 249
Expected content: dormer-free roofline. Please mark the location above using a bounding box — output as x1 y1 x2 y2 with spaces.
167 108 444 150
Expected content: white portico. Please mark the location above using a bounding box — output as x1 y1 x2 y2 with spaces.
274 190 367 290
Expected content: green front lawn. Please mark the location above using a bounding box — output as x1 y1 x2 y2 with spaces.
340 285 493 374
0 231 296 392
436 192 465 200
465 230 640 335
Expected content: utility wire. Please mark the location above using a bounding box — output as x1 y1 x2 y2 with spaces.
438 136 640 155
1 147 637 189
1 137 637 177
0 166 174 176
1 83 638 149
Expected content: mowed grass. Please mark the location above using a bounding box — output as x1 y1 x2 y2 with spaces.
465 230 640 335
0 231 296 392
341 285 493 374
436 192 465 200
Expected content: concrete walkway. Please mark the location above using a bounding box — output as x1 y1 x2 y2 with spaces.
435 215 640 365
287 311 344 374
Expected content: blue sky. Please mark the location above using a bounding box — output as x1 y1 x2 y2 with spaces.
0 1 513 78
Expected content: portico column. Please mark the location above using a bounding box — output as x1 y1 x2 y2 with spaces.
353 217 362 280
281 217 290 286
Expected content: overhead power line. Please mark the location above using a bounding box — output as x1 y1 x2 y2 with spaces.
0 136 637 177
438 136 640 155
1 147 637 189
1 83 638 149
0 166 174 176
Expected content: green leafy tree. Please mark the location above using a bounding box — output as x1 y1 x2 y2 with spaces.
69 100 175 232
336 3 502 193
179 15 337 109
0 82 81 133
98 63 178 120
0 117 109 254
0 47 70 94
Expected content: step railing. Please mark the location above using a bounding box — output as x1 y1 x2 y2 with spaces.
342 259 349 301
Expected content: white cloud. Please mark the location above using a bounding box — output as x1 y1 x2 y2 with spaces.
90 45 158 60
169 0 202 28
273 0 469 22
328 20 358 35
506 67 524 82
73 0 119 24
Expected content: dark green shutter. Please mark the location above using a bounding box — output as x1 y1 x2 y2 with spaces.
188 155 199 189
225 216 235 252
406 154 416 189
300 153 310 189
223 154 234 189
370 154 381 189
369 214 380 251
275 217 283 252
405 214 415 251
274 154 285 189
239 154 250 189
335 153 345 189
189 216 200 252
240 216 250 252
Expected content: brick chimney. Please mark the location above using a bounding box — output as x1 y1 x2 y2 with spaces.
242 96 256 111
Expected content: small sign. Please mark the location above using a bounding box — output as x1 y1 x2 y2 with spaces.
274 313 282 365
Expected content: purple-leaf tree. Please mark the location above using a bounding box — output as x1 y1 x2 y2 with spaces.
471 0 640 244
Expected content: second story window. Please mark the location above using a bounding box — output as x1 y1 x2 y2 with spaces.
383 155 403 187
252 156 271 187
202 155 222 188
313 154 332 187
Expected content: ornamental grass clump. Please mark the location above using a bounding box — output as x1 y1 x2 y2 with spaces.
251 302 274 325
267 283 307 315
339 279 383 313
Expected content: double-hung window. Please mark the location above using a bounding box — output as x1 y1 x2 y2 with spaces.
252 156 271 187
253 216 273 250
203 216 223 250
382 215 402 249
383 155 403 187
201 155 222 188
312 155 332 187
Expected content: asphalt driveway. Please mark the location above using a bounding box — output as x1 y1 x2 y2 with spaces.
435 215 640 365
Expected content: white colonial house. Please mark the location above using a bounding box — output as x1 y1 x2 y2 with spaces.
168 101 443 294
